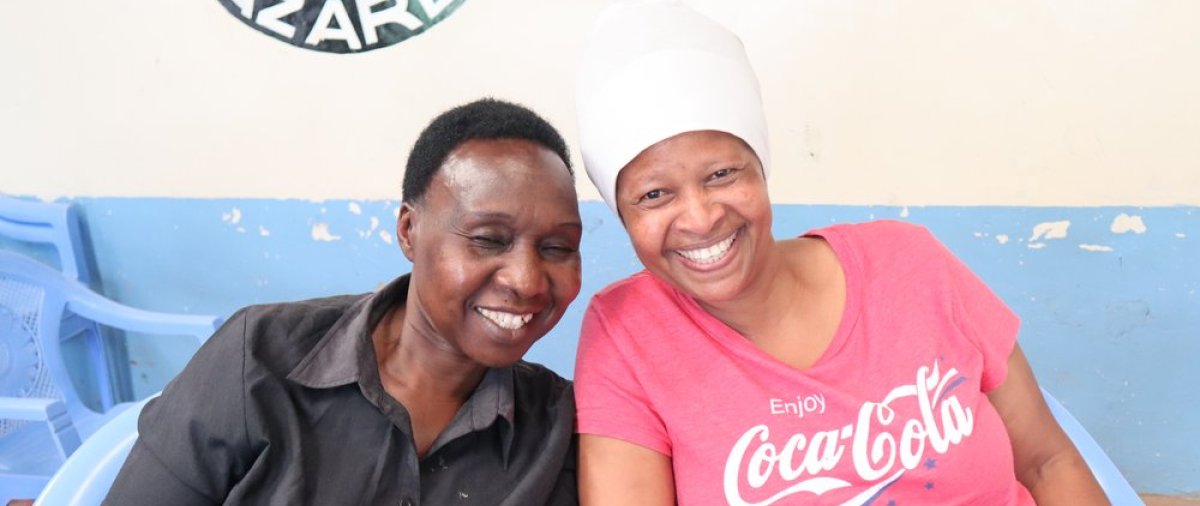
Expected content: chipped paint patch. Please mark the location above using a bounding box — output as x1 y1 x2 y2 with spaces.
1031 220 1071 242
1026 221 1069 249
348 202 362 215
357 216 382 239
379 230 394 244
221 207 242 224
311 223 341 242
995 234 1010 245
258 226 270 237
1079 244 1114 252
1176 233 1186 239
1111 213 1147 234
900 206 910 218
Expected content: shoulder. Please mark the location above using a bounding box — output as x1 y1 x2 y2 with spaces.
811 219 948 268
230 293 368 375
511 361 574 416
589 270 679 315
810 219 938 250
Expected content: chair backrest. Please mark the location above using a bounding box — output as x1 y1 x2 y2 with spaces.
0 250 220 499
0 197 124 411
0 197 93 284
0 251 218 425
32 395 151 506
1041 388 1144 505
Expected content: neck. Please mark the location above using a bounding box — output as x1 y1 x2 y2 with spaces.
698 239 803 341
373 304 487 403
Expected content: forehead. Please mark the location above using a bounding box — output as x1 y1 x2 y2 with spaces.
429 138 575 205
618 131 756 184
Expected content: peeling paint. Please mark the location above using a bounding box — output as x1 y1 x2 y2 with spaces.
1030 220 1070 242
900 207 910 218
1111 213 1147 234
1027 243 1047 250
379 230 394 244
1176 233 1187 239
1079 244 1114 252
221 207 242 224
995 234 1010 245
311 223 341 241
259 226 270 237
348 202 362 215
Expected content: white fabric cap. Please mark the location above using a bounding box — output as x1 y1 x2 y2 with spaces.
576 0 770 213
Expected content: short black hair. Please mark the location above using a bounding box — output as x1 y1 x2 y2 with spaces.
402 98 573 203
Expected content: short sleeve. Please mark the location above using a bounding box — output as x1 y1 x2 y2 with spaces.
573 300 672 456
935 239 1021 392
104 308 257 505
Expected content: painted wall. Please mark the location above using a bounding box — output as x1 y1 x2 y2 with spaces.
2 0 1197 496
3 1 1198 205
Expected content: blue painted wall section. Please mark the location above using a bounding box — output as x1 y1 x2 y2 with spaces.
19 198 1198 494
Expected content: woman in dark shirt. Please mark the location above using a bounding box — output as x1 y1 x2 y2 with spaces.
104 99 582 505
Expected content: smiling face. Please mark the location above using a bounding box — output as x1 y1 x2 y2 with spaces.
616 130 773 305
398 138 582 368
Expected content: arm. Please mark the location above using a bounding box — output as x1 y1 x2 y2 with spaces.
103 310 254 505
575 301 677 506
579 435 675 506
987 344 1109 505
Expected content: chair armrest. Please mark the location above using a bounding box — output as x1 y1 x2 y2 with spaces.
33 396 152 506
65 289 221 345
1041 388 1144 505
0 397 66 420
0 396 82 459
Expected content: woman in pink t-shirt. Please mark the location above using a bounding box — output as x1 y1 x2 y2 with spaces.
572 2 1108 505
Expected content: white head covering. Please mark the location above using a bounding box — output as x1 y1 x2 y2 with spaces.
576 0 770 213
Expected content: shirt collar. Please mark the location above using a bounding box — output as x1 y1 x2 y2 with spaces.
286 274 518 463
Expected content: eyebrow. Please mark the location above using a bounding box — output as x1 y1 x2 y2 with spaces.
465 212 583 230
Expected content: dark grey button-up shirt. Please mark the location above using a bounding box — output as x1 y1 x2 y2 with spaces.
105 275 577 505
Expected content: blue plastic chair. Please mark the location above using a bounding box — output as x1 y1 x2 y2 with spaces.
32 395 152 506
1042 387 1143 505
0 196 94 284
0 196 131 412
0 250 220 499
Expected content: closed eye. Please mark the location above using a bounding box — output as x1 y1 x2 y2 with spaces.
470 236 508 249
541 243 579 259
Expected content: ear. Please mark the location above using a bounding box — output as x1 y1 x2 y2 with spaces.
397 202 417 261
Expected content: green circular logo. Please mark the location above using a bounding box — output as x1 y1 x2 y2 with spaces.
218 0 467 54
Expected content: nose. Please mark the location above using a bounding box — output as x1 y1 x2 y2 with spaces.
496 245 550 302
674 188 725 236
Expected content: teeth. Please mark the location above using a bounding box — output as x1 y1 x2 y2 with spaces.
677 233 736 265
476 308 534 330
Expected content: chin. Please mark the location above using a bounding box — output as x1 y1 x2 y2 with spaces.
472 345 536 368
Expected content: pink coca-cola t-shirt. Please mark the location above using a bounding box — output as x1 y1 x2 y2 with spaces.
575 220 1035 505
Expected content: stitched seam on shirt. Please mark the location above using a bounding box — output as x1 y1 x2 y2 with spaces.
240 307 251 455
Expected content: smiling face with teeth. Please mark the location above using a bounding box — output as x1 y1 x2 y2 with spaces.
616 130 775 305
397 138 583 368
